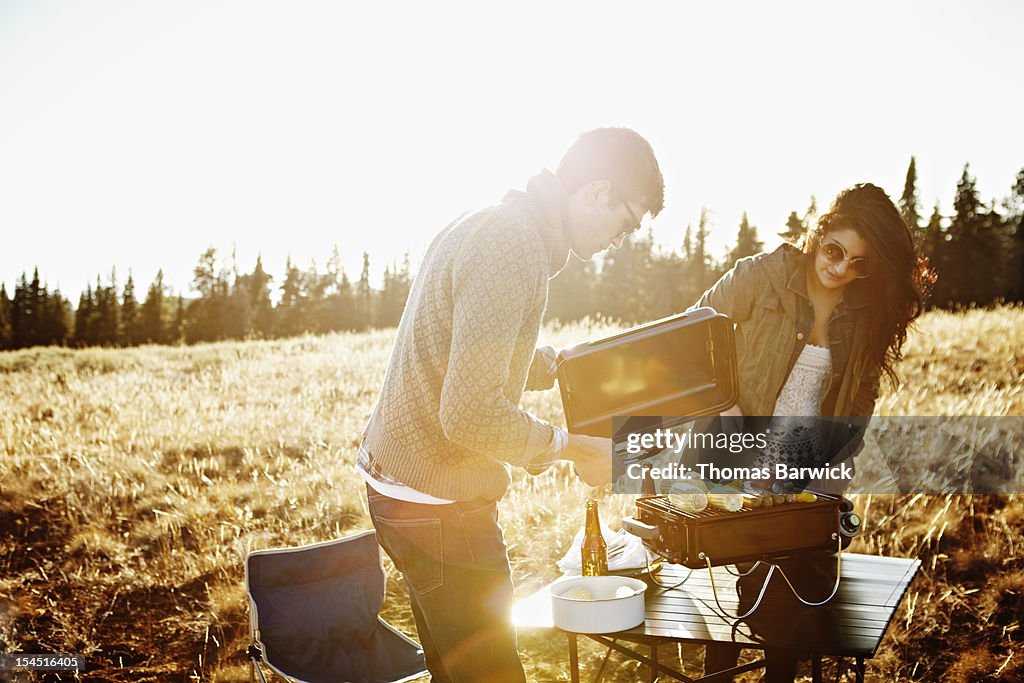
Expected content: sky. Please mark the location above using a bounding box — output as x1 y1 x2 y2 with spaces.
1 1 1022 300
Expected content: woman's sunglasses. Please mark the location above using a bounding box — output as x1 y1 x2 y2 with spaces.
820 240 871 279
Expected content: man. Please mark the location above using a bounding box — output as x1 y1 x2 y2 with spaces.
358 128 664 682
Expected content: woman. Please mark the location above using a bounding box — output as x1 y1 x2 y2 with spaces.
691 183 934 681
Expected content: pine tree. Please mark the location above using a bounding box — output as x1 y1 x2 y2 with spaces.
249 254 274 337
10 271 41 348
673 224 698 308
375 255 412 327
1007 168 1024 302
140 270 166 344
224 275 253 341
303 259 330 333
323 245 354 332
547 256 597 322
693 208 713 294
654 248 690 316
42 290 71 346
122 273 140 346
645 241 679 319
944 164 996 305
779 210 806 244
728 212 764 265
921 203 945 264
10 273 28 349
277 257 305 337
91 275 109 345
393 254 412 320
978 200 1011 302
900 157 922 242
377 264 394 327
91 271 121 346
172 295 186 344
27 269 45 347
188 248 229 342
596 226 657 323
804 196 818 232
74 285 94 347
0 284 11 350
355 252 372 330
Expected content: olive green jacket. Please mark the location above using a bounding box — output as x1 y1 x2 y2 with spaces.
693 244 881 418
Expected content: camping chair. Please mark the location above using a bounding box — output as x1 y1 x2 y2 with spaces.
245 529 428 683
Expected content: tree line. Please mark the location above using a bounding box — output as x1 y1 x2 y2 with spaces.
1 159 1022 351
0 247 411 350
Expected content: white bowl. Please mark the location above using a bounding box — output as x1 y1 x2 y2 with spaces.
550 576 647 633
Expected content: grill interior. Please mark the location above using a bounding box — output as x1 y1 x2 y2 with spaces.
638 492 841 521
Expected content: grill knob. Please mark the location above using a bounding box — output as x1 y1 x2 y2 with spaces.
839 512 862 537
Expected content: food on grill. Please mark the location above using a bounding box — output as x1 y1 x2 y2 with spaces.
667 482 709 513
707 487 743 512
745 491 822 507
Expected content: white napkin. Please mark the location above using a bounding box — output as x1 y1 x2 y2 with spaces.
556 524 657 575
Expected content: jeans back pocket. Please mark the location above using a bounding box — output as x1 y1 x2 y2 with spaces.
371 514 444 595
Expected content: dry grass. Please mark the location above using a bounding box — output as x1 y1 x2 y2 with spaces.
1 307 1022 682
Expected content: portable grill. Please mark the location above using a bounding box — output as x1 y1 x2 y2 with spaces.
620 493 862 619
557 306 860 616
622 493 859 569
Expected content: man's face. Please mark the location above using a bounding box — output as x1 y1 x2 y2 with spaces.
566 180 645 260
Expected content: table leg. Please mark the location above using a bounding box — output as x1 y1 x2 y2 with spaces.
811 656 822 682
649 643 657 683
855 657 866 683
568 633 580 683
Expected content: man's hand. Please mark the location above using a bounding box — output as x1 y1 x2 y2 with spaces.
562 434 613 487
721 403 744 417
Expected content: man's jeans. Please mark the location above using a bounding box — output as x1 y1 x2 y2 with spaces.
364 484 526 683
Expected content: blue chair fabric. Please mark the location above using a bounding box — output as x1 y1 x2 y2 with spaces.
246 530 427 683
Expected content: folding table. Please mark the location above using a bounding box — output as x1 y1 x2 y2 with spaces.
513 553 920 683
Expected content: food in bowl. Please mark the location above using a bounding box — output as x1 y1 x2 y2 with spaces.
551 576 647 633
564 587 594 600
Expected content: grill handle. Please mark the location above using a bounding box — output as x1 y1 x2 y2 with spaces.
622 517 660 541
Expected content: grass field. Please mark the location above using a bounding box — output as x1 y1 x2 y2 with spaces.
1 306 1022 682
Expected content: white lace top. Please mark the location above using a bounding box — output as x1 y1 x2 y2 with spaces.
756 344 833 492
772 344 832 416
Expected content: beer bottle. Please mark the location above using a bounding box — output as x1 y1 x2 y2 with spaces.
581 499 608 576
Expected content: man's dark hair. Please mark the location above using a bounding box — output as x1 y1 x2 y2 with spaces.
555 127 665 218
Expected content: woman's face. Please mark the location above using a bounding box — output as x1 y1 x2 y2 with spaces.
813 227 872 290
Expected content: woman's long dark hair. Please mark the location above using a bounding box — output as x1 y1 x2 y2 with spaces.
802 183 936 387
